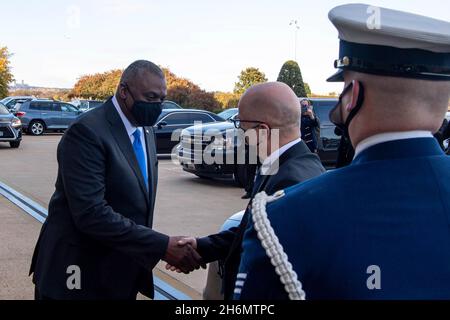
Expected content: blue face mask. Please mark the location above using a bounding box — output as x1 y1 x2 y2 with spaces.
125 85 162 127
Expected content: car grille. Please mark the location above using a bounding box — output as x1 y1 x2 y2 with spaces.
0 125 15 139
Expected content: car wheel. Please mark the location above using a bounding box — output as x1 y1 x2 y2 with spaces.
28 120 45 136
9 141 21 148
233 164 247 188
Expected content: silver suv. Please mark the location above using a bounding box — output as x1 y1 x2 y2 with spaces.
0 103 22 148
16 100 82 136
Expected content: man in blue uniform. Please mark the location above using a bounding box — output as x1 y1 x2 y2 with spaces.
235 3 450 300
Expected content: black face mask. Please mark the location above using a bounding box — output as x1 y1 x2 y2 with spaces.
125 85 162 127
329 81 364 167
334 127 355 168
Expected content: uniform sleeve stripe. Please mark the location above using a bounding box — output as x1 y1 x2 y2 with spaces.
234 288 242 294
235 281 245 287
237 273 247 279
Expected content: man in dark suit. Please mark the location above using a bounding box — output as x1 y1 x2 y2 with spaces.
167 82 325 300
30 60 203 300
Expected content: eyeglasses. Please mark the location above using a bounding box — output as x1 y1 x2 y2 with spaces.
231 118 267 130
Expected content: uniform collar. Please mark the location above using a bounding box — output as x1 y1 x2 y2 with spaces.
354 131 433 159
353 136 443 165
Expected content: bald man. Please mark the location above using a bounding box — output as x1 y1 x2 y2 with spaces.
169 82 325 300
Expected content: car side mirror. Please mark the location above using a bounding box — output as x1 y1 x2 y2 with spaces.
157 121 168 129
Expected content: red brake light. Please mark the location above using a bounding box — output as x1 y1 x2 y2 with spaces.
16 112 26 117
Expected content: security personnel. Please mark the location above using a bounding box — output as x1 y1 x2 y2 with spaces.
235 3 450 300
300 99 320 153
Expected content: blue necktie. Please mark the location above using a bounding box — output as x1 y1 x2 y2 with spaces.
132 129 148 190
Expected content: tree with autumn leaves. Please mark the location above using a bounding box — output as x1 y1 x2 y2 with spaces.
0 46 14 99
71 66 271 112
162 68 220 112
72 68 220 112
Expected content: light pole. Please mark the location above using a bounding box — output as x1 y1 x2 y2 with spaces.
289 20 300 61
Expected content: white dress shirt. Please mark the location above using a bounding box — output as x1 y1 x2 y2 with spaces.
112 96 148 173
260 138 302 175
354 131 434 158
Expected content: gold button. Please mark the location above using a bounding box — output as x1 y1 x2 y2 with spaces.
342 56 351 66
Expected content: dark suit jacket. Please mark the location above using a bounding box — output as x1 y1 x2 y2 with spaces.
196 140 325 300
30 98 169 300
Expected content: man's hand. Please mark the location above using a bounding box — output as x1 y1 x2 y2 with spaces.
163 236 205 274
165 237 202 273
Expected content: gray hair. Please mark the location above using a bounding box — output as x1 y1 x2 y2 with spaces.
120 60 164 85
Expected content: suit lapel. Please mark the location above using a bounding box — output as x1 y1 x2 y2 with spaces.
228 141 311 259
143 126 158 225
143 126 157 189
105 99 150 203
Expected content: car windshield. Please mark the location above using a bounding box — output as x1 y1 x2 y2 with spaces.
162 101 182 109
0 103 10 115
310 100 338 125
218 108 238 120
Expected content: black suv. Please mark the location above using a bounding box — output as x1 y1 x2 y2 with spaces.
177 98 340 185
154 109 224 154
307 98 341 166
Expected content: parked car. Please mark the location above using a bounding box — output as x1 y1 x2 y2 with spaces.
177 118 245 185
154 109 223 154
0 103 22 148
305 98 340 167
1 96 34 112
217 108 238 120
15 100 82 136
177 98 340 185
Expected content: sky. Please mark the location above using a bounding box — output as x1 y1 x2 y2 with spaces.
1 0 449 95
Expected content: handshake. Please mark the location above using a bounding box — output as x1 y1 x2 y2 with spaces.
163 236 205 274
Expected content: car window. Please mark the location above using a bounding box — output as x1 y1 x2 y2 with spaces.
61 104 78 112
190 113 215 123
162 101 182 109
162 113 197 125
29 102 40 111
33 102 60 112
310 100 338 125
6 100 17 108
30 102 49 111
218 109 238 120
0 103 9 115
51 103 62 112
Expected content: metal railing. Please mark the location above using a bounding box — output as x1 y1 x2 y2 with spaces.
0 181 191 300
